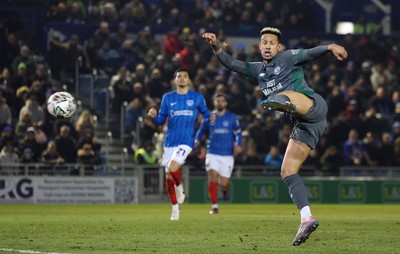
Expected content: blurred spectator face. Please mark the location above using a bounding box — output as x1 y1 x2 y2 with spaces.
20 46 30 58
60 125 70 137
47 141 57 153
7 33 16 44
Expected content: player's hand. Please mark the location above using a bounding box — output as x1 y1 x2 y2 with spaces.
202 32 217 46
194 140 200 147
148 107 157 118
210 113 216 123
233 145 242 157
328 44 348 61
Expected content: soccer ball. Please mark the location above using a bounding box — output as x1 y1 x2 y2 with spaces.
47 91 77 119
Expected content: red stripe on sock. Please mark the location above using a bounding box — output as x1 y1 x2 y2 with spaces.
166 177 177 204
170 170 181 186
208 182 218 204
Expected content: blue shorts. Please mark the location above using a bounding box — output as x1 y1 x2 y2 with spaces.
289 93 328 149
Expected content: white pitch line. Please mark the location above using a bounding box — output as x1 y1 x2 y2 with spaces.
0 248 70 254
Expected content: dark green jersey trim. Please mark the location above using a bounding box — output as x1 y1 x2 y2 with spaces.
298 49 304 63
245 62 253 77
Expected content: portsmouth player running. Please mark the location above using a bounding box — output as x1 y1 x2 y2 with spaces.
195 93 242 215
148 68 214 221
202 27 348 245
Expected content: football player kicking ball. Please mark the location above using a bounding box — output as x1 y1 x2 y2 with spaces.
195 93 242 215
203 28 348 245
148 68 214 221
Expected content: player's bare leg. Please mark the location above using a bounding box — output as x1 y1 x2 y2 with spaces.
281 139 319 245
208 170 219 214
219 176 230 201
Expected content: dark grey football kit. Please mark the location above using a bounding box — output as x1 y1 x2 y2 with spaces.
215 46 330 149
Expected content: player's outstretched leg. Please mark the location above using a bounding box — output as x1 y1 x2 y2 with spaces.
261 94 296 114
292 217 319 246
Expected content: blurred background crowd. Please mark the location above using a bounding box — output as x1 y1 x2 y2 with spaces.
0 0 399 176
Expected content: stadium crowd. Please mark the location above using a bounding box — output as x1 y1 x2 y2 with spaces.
0 1 400 175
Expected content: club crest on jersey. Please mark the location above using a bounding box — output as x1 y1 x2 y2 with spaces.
186 100 194 106
291 49 300 55
223 121 229 127
273 66 281 75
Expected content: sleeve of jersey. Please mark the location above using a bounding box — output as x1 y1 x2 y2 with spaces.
233 116 242 145
195 120 209 142
152 96 168 125
283 46 329 66
216 51 258 79
198 94 211 121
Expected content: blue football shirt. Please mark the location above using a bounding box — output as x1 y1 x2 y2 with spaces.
152 90 210 148
196 111 242 156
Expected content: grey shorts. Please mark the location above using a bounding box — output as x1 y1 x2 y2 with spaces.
289 93 328 149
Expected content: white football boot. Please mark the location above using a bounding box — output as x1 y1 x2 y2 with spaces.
175 183 185 205
170 205 180 221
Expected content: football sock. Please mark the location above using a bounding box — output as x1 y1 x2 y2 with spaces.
212 204 218 209
166 177 178 205
283 174 309 210
208 182 218 205
170 170 181 186
300 206 312 222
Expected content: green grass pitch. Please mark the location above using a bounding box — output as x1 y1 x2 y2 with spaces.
0 204 399 254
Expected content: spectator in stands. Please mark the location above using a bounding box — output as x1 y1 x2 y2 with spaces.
11 45 34 79
130 63 148 86
4 33 20 69
264 145 283 167
0 125 18 151
343 129 376 166
368 86 395 119
98 40 120 75
394 137 400 166
66 0 86 24
319 145 341 175
110 66 132 112
124 97 143 135
378 132 395 166
0 141 19 165
75 110 95 140
54 125 77 163
147 68 168 103
15 111 33 140
51 34 91 84
13 62 31 90
20 147 35 163
134 141 158 164
19 93 45 127
19 126 44 162
100 2 119 23
77 143 101 165
118 38 137 71
164 30 181 60
136 26 155 62
41 140 65 165
0 95 12 129
30 64 50 94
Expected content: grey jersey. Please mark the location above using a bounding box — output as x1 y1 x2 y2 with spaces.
216 46 329 98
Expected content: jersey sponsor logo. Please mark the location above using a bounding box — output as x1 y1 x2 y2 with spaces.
214 128 229 134
223 121 229 127
291 49 300 55
273 66 281 75
186 100 194 106
170 102 177 106
170 110 194 117
262 82 283 96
